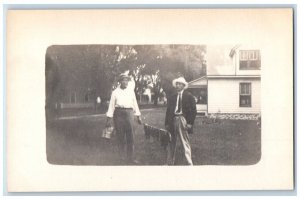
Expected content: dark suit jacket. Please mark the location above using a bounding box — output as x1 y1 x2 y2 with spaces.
165 90 197 132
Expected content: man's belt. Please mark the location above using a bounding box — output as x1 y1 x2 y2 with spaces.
115 107 133 110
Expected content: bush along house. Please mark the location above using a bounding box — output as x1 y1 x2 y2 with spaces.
187 45 261 120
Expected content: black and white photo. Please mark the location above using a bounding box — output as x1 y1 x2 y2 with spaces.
6 8 293 191
45 44 261 166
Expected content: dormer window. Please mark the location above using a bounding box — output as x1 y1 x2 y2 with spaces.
239 50 261 70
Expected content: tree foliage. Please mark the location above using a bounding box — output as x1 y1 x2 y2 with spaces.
46 44 206 105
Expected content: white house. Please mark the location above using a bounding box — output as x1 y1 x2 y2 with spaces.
187 45 261 116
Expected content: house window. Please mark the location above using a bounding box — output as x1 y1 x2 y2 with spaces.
186 88 207 105
70 92 76 103
239 50 261 70
240 83 251 107
198 88 207 104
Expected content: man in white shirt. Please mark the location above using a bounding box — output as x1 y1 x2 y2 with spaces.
106 73 142 165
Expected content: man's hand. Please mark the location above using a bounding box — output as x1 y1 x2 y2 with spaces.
136 116 142 125
186 124 193 130
106 117 113 127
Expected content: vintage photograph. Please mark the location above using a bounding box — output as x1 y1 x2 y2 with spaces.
45 44 261 166
7 8 293 191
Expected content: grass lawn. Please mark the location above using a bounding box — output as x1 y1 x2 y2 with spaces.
46 108 261 166
57 104 167 118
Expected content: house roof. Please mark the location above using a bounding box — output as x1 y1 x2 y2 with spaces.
206 45 261 76
188 74 261 87
188 76 207 85
207 75 261 79
188 74 261 83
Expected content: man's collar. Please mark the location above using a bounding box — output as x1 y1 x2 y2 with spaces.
177 90 184 95
119 86 127 90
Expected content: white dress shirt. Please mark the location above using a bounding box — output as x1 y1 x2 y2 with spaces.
106 87 141 118
174 90 184 114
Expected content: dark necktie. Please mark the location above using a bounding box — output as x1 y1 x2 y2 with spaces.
176 93 182 113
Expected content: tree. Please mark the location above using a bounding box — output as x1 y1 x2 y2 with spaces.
45 44 207 110
111 44 207 103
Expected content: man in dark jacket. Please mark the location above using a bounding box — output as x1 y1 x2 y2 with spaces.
165 77 197 165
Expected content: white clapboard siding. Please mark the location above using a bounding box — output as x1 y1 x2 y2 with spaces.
207 78 260 114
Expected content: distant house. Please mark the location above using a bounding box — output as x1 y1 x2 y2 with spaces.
187 45 261 116
60 88 95 109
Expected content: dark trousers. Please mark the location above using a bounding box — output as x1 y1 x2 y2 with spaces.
113 108 134 162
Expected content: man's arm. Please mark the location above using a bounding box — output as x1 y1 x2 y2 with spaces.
187 93 197 126
106 91 116 127
132 92 141 116
165 97 171 130
132 92 142 124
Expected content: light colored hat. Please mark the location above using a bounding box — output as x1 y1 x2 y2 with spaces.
172 77 188 89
